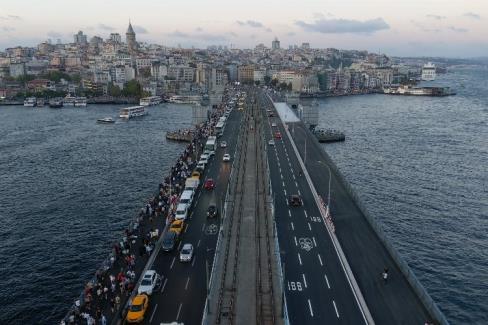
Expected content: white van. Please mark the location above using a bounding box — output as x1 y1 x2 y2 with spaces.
179 190 194 206
175 203 189 220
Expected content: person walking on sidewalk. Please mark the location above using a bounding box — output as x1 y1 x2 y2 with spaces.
382 268 389 284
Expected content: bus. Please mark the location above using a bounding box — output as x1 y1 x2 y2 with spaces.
215 121 225 137
204 136 217 152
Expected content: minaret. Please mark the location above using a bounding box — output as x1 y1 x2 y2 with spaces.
126 20 137 54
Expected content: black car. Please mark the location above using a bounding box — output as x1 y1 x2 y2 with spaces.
288 195 303 207
161 231 178 252
207 204 218 218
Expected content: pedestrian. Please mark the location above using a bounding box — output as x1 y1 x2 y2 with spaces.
110 298 115 314
101 315 107 325
115 295 121 311
382 268 389 284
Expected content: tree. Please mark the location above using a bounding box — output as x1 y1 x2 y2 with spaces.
122 80 143 98
108 83 122 97
254 80 261 86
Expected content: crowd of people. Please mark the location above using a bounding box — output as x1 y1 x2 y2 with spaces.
61 91 233 325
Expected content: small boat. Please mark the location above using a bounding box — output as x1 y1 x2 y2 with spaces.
119 105 147 119
23 97 37 107
49 98 63 108
97 117 115 124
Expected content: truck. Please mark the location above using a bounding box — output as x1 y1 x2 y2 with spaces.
185 177 200 191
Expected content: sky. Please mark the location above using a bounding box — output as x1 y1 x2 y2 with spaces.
1 0 487 57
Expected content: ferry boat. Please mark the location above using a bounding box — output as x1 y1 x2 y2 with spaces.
140 96 162 106
167 95 202 104
49 98 63 108
74 97 87 107
421 62 436 81
63 95 76 106
119 105 147 119
97 117 115 124
383 85 455 96
23 97 37 107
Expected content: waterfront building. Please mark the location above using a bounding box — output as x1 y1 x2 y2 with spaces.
9 62 26 78
421 62 436 81
237 65 254 83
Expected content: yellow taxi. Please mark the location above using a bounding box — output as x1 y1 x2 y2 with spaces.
191 170 201 179
126 294 149 323
169 219 185 235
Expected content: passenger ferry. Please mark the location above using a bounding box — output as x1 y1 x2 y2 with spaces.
74 97 87 107
421 62 436 81
140 96 162 106
119 105 147 119
23 97 37 107
168 95 202 104
63 95 76 106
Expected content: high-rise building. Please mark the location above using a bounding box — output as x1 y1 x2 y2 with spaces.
126 21 138 54
73 31 88 45
110 33 122 43
271 37 280 50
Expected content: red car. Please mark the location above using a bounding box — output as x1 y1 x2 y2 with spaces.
274 132 282 139
204 178 215 190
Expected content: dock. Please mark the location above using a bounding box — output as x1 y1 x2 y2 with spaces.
165 130 193 142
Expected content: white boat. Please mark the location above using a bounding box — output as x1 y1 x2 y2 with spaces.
63 95 76 106
97 117 115 124
139 96 162 106
23 97 37 107
74 97 87 107
119 105 147 119
168 95 202 104
421 62 436 81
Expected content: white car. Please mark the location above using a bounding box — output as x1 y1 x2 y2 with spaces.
268 139 275 146
223 153 231 162
220 141 227 148
137 270 161 295
179 243 194 262
203 150 215 158
200 153 210 162
271 122 277 127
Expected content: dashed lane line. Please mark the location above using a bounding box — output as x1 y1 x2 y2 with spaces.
333 300 340 318
161 278 168 293
291 222 295 231
298 252 303 265
308 299 314 317
185 277 190 290
302 273 308 288
197 239 201 247
312 237 317 247
170 257 176 270
149 303 158 323
191 256 196 267
308 222 312 231
288 210 291 217
176 303 183 320
294 236 298 246
304 210 308 218
318 253 323 266
324 274 331 289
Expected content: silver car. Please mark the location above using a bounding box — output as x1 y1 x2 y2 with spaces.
179 243 194 262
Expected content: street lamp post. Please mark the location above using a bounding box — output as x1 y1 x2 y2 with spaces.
317 160 332 211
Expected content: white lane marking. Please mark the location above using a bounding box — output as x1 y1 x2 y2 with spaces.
302 274 308 288
279 167 282 174
308 222 312 231
324 274 331 289
333 300 340 318
291 222 295 231
284 189 287 196
308 299 314 317
197 239 201 247
201 224 205 231
312 237 317 247
298 253 302 265
298 189 301 196
304 210 308 218
318 253 323 266
185 224 189 233
288 210 291 217
281 174 284 180
295 181 298 187
176 303 183 320
191 256 196 266
294 236 298 246
149 303 158 323
177 241 182 250
282 181 285 187
185 277 190 290
292 174 295 180
170 257 176 269
161 278 168 293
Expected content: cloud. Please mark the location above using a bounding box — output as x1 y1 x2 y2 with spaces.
168 30 190 38
411 20 440 33
265 27 272 32
0 14 21 20
426 14 446 20
295 17 389 34
464 12 481 20
98 23 115 31
448 26 468 33
228 32 238 37
133 25 148 34
195 27 203 32
2 26 15 32
47 31 63 38
287 31 296 37
237 20 265 28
